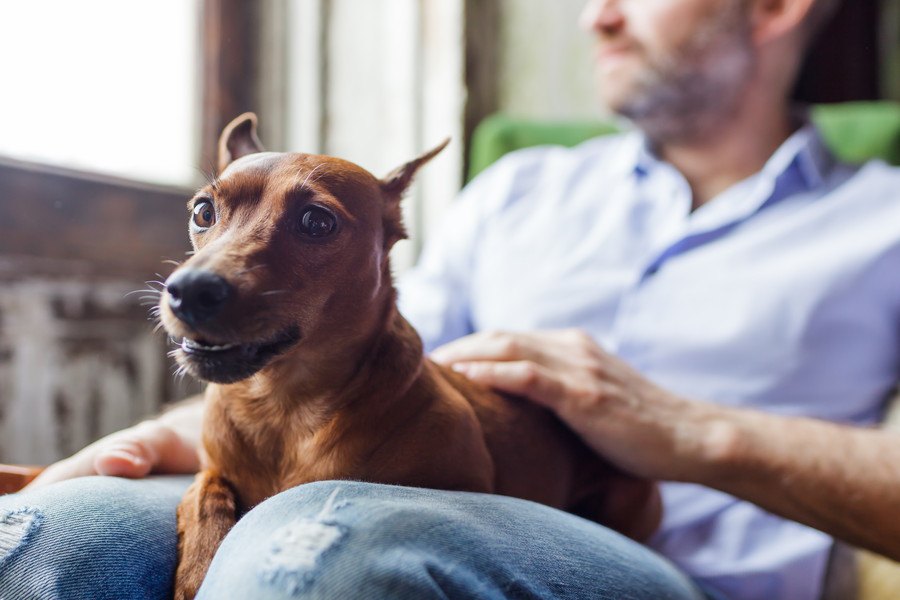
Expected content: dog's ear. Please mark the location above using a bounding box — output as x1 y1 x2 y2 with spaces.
380 138 450 197
218 113 265 174
379 138 450 247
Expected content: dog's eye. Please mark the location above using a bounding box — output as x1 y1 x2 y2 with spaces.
192 201 216 229
299 206 336 238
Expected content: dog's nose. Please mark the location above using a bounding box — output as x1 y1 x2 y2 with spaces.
165 269 233 326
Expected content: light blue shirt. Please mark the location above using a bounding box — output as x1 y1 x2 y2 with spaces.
398 124 900 600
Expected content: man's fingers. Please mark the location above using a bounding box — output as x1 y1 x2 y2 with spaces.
23 421 200 491
432 331 545 365
97 422 199 476
452 360 565 409
431 332 515 364
94 449 152 478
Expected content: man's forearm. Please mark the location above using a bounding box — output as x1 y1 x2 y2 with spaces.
689 406 900 560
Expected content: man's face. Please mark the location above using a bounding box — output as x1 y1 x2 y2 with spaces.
580 0 756 140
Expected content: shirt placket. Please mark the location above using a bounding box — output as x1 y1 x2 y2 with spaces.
604 167 691 357
607 157 807 366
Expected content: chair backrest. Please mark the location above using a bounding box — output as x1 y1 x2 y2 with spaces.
468 101 900 182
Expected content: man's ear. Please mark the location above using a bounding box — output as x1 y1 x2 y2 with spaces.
750 0 816 45
379 138 450 248
218 112 265 174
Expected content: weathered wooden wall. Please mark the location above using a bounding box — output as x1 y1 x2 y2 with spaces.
495 0 600 120
0 274 169 464
0 158 198 464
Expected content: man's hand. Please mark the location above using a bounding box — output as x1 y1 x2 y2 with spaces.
25 397 204 490
433 329 900 561
431 329 728 481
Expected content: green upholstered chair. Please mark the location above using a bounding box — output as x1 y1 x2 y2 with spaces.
467 100 900 600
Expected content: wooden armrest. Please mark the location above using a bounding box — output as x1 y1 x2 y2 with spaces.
0 465 44 494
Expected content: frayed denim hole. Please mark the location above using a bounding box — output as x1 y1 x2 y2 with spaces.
0 507 44 569
258 488 349 596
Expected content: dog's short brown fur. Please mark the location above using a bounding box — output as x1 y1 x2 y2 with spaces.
163 114 661 599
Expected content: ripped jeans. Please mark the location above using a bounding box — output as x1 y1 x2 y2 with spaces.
0 477 707 600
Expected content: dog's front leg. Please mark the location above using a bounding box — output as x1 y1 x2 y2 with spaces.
174 470 238 600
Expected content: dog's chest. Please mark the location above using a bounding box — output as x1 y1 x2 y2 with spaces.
211 422 362 510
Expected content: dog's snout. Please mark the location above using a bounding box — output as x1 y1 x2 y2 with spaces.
165 269 233 326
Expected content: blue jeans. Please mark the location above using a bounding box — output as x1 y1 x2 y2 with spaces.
0 476 706 599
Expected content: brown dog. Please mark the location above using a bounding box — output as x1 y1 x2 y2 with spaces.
162 113 661 599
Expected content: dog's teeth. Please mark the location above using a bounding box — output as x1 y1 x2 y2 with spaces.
182 338 236 352
209 344 236 351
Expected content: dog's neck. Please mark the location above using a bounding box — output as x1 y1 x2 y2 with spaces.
211 291 426 432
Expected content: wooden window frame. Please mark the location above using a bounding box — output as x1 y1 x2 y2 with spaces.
0 0 262 280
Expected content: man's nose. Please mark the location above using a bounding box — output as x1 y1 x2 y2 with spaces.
165 268 233 327
579 0 625 34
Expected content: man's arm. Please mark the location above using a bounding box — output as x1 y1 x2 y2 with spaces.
26 395 205 489
432 329 900 561
705 409 900 560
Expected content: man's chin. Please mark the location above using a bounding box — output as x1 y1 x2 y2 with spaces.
594 69 649 115
597 88 639 120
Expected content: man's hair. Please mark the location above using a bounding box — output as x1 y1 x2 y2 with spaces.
800 0 841 48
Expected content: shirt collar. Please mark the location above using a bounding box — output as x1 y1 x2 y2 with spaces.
623 118 836 191
760 122 834 190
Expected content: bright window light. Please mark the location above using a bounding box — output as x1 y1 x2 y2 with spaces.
0 1 200 186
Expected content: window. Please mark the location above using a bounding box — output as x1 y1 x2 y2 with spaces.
0 0 200 186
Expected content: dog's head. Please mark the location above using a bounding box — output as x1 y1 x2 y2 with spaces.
160 113 447 384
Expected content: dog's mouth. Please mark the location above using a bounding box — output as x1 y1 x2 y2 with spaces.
177 327 300 384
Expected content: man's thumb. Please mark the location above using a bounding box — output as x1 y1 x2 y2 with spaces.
94 447 153 478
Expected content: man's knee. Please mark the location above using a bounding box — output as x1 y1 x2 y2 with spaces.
0 475 187 600
200 481 493 599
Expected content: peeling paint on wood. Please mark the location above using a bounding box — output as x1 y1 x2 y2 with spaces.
0 276 199 464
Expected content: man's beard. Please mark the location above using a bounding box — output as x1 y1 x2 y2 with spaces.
613 4 756 144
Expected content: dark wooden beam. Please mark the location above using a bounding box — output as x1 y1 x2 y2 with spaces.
200 0 262 173
0 156 191 279
463 0 502 175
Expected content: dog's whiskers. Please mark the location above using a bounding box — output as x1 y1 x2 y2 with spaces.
260 290 288 297
125 288 161 299
162 259 182 268
126 283 166 334
298 163 327 193
171 362 191 385
195 165 220 191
